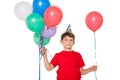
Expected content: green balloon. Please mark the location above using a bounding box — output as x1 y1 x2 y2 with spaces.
33 33 50 46
26 13 44 33
43 37 50 46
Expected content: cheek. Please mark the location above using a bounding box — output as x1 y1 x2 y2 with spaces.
73 41 75 44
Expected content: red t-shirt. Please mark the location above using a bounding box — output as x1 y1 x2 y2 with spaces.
50 50 85 80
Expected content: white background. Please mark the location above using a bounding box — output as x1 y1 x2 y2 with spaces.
0 0 120 80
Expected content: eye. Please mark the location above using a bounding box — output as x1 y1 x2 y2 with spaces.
70 39 73 41
65 39 68 41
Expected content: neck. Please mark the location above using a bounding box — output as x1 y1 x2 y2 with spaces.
64 48 72 51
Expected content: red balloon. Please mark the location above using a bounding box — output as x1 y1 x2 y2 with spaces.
44 6 63 28
85 11 103 32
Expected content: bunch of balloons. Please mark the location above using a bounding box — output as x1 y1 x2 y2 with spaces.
14 0 63 46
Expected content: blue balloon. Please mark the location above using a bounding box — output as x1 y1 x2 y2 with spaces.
33 0 50 17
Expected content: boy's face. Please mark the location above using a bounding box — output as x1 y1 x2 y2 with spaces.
61 36 74 50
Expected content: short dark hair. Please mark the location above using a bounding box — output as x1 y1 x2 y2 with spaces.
61 32 75 40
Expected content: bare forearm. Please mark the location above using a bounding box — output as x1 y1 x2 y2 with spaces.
80 65 97 75
42 47 54 71
80 68 92 75
43 56 53 71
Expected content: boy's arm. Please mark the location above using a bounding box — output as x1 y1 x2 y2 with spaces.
80 65 97 75
43 55 54 71
42 47 54 71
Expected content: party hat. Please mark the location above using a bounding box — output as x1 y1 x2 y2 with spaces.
66 24 72 33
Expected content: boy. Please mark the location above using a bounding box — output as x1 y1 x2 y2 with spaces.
42 27 97 80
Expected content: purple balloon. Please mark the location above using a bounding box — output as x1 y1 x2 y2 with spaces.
42 27 57 38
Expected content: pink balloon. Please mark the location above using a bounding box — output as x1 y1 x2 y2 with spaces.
85 11 103 32
44 6 63 28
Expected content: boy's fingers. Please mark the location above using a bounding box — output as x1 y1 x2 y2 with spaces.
41 47 47 56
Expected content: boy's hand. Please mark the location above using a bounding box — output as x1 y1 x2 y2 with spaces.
41 47 47 56
90 65 97 72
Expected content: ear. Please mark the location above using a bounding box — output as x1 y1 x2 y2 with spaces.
60 40 62 44
60 40 63 44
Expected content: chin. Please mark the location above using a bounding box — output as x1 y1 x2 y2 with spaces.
66 47 72 49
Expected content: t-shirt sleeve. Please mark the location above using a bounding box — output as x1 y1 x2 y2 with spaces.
50 54 58 67
78 53 85 68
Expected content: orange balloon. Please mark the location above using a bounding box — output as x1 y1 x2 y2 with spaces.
44 6 63 28
85 11 103 32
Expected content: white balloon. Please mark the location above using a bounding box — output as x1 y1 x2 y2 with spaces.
14 1 33 21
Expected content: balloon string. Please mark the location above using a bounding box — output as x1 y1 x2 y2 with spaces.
47 50 53 58
39 48 42 80
39 35 44 80
94 32 97 64
94 32 97 80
